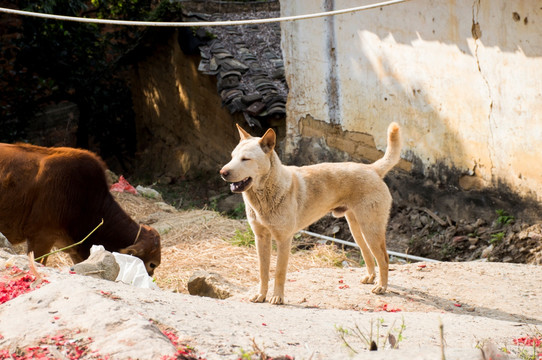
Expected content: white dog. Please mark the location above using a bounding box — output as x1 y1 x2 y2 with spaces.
220 123 401 304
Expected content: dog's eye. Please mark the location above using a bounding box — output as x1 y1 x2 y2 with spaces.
241 158 251 162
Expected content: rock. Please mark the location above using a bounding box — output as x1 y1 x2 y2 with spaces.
71 249 120 281
481 244 494 259
136 185 162 200
477 226 489 235
104 169 119 186
518 224 542 240
410 213 423 228
452 236 468 244
187 270 245 299
481 341 511 360
153 222 174 236
420 215 429 226
215 193 244 215
0 276 176 359
0 250 29 269
156 202 176 213
0 232 15 254
157 175 173 185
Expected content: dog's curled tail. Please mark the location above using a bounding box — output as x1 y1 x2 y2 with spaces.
371 122 401 178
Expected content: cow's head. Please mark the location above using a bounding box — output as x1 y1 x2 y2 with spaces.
120 225 161 275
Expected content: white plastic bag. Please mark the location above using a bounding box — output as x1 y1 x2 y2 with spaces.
90 245 158 289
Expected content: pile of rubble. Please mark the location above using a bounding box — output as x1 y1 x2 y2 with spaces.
308 207 542 265
392 207 542 264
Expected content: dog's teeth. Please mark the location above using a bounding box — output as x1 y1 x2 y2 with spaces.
230 178 250 192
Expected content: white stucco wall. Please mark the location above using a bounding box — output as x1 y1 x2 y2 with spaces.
281 0 542 201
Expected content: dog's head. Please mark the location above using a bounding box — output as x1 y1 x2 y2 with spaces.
220 124 276 193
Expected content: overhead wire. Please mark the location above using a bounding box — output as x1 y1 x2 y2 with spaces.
0 0 409 27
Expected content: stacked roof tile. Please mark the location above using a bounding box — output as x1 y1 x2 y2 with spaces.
194 11 287 129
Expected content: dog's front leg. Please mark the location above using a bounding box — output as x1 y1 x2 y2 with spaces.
251 225 272 303
269 235 292 305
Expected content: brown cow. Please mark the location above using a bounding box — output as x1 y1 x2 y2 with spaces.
0 143 161 275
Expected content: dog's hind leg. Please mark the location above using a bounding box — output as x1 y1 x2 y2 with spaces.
346 211 390 294
345 212 376 285
251 224 272 303
366 232 389 295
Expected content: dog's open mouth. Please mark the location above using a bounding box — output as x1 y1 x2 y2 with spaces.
230 177 252 193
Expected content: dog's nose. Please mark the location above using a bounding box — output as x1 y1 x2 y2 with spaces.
220 169 229 178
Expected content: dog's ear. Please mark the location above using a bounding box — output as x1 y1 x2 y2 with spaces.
259 128 276 154
236 123 252 140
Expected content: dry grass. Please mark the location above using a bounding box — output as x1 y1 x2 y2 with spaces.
111 193 353 294
12 192 353 295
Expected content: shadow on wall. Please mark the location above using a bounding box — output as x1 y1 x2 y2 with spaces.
351 1 541 221
128 29 242 183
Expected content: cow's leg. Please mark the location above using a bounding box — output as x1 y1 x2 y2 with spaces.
26 232 74 266
26 234 55 265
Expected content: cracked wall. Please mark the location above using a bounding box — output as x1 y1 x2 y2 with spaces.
281 0 542 205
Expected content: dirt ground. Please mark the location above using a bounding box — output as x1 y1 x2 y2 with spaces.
115 189 541 319
41 187 541 319
4 186 542 359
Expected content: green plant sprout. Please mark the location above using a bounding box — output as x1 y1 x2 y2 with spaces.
335 317 406 354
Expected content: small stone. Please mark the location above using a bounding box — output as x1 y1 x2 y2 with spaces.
452 236 468 244
156 202 176 213
481 244 494 259
0 233 15 254
187 270 246 299
72 250 120 281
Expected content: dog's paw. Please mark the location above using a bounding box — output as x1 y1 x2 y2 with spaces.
371 284 387 295
268 295 284 305
250 293 267 303
361 274 376 284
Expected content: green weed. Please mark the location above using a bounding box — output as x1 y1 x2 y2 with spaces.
230 202 246 219
490 232 505 245
229 226 255 247
335 317 406 353
496 209 515 226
